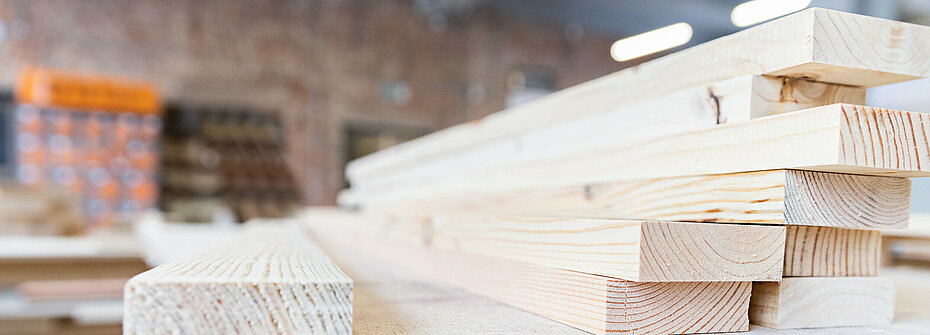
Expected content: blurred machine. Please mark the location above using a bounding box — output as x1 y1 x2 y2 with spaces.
0 68 162 229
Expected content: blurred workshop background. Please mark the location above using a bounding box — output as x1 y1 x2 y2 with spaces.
0 0 929 334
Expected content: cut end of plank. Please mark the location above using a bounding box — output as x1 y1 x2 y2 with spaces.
123 224 353 335
784 170 910 228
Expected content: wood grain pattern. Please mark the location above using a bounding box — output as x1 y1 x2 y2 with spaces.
347 76 865 206
368 170 910 229
749 277 895 329
749 76 865 119
427 214 784 282
317 225 930 335
304 211 752 335
347 8 930 187
356 104 930 204
783 226 881 276
123 224 353 335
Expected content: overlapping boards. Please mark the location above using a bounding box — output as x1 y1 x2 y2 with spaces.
319 7 930 335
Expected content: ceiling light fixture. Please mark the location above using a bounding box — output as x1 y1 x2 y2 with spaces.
610 22 693 62
731 0 812 27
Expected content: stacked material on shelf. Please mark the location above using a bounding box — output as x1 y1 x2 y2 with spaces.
312 8 930 335
0 234 147 335
0 182 83 235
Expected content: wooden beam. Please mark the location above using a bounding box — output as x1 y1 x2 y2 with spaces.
749 277 895 329
123 224 353 335
783 226 881 276
347 8 928 188
348 76 865 203
304 211 752 335
368 170 910 229
356 104 930 203
425 213 785 282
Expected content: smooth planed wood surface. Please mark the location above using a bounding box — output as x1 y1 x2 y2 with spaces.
749 277 895 329
347 75 866 206
304 211 752 335
426 214 785 282
123 224 353 335
313 224 930 334
366 170 910 229
354 104 930 204
783 226 881 276
347 8 930 188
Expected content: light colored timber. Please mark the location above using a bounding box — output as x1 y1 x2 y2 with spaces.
783 226 881 276
347 76 865 204
426 213 785 282
304 210 752 335
353 104 930 204
347 8 929 187
366 170 910 229
123 223 353 335
749 277 895 329
748 76 865 119
314 223 930 335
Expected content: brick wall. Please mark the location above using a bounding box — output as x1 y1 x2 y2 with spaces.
0 0 625 205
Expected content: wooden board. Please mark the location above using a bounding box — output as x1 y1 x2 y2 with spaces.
355 104 930 203
305 213 752 335
749 277 895 329
348 76 866 205
783 226 881 276
425 213 784 282
312 225 930 335
367 170 910 229
123 224 353 335
347 8 930 188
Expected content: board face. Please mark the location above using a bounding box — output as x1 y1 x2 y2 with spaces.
749 277 895 329
304 212 753 335
366 170 910 229
123 225 353 335
352 104 930 207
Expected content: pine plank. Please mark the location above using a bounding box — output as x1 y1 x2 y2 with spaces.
356 104 930 203
314 231 930 334
783 226 881 276
123 224 353 335
304 211 752 335
367 170 910 229
348 76 865 204
347 8 930 188
749 277 895 329
427 213 785 282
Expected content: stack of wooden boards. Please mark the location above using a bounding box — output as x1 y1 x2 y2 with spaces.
312 8 930 335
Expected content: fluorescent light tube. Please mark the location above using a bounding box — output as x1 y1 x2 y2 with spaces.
731 0 811 27
610 22 693 62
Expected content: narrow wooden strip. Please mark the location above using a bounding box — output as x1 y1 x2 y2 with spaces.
357 104 930 204
123 224 353 335
368 170 910 229
783 226 881 277
304 210 751 335
426 213 784 282
749 277 895 329
348 8 930 185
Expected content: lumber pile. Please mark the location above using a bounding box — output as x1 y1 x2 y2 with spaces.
122 223 353 335
304 8 930 335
